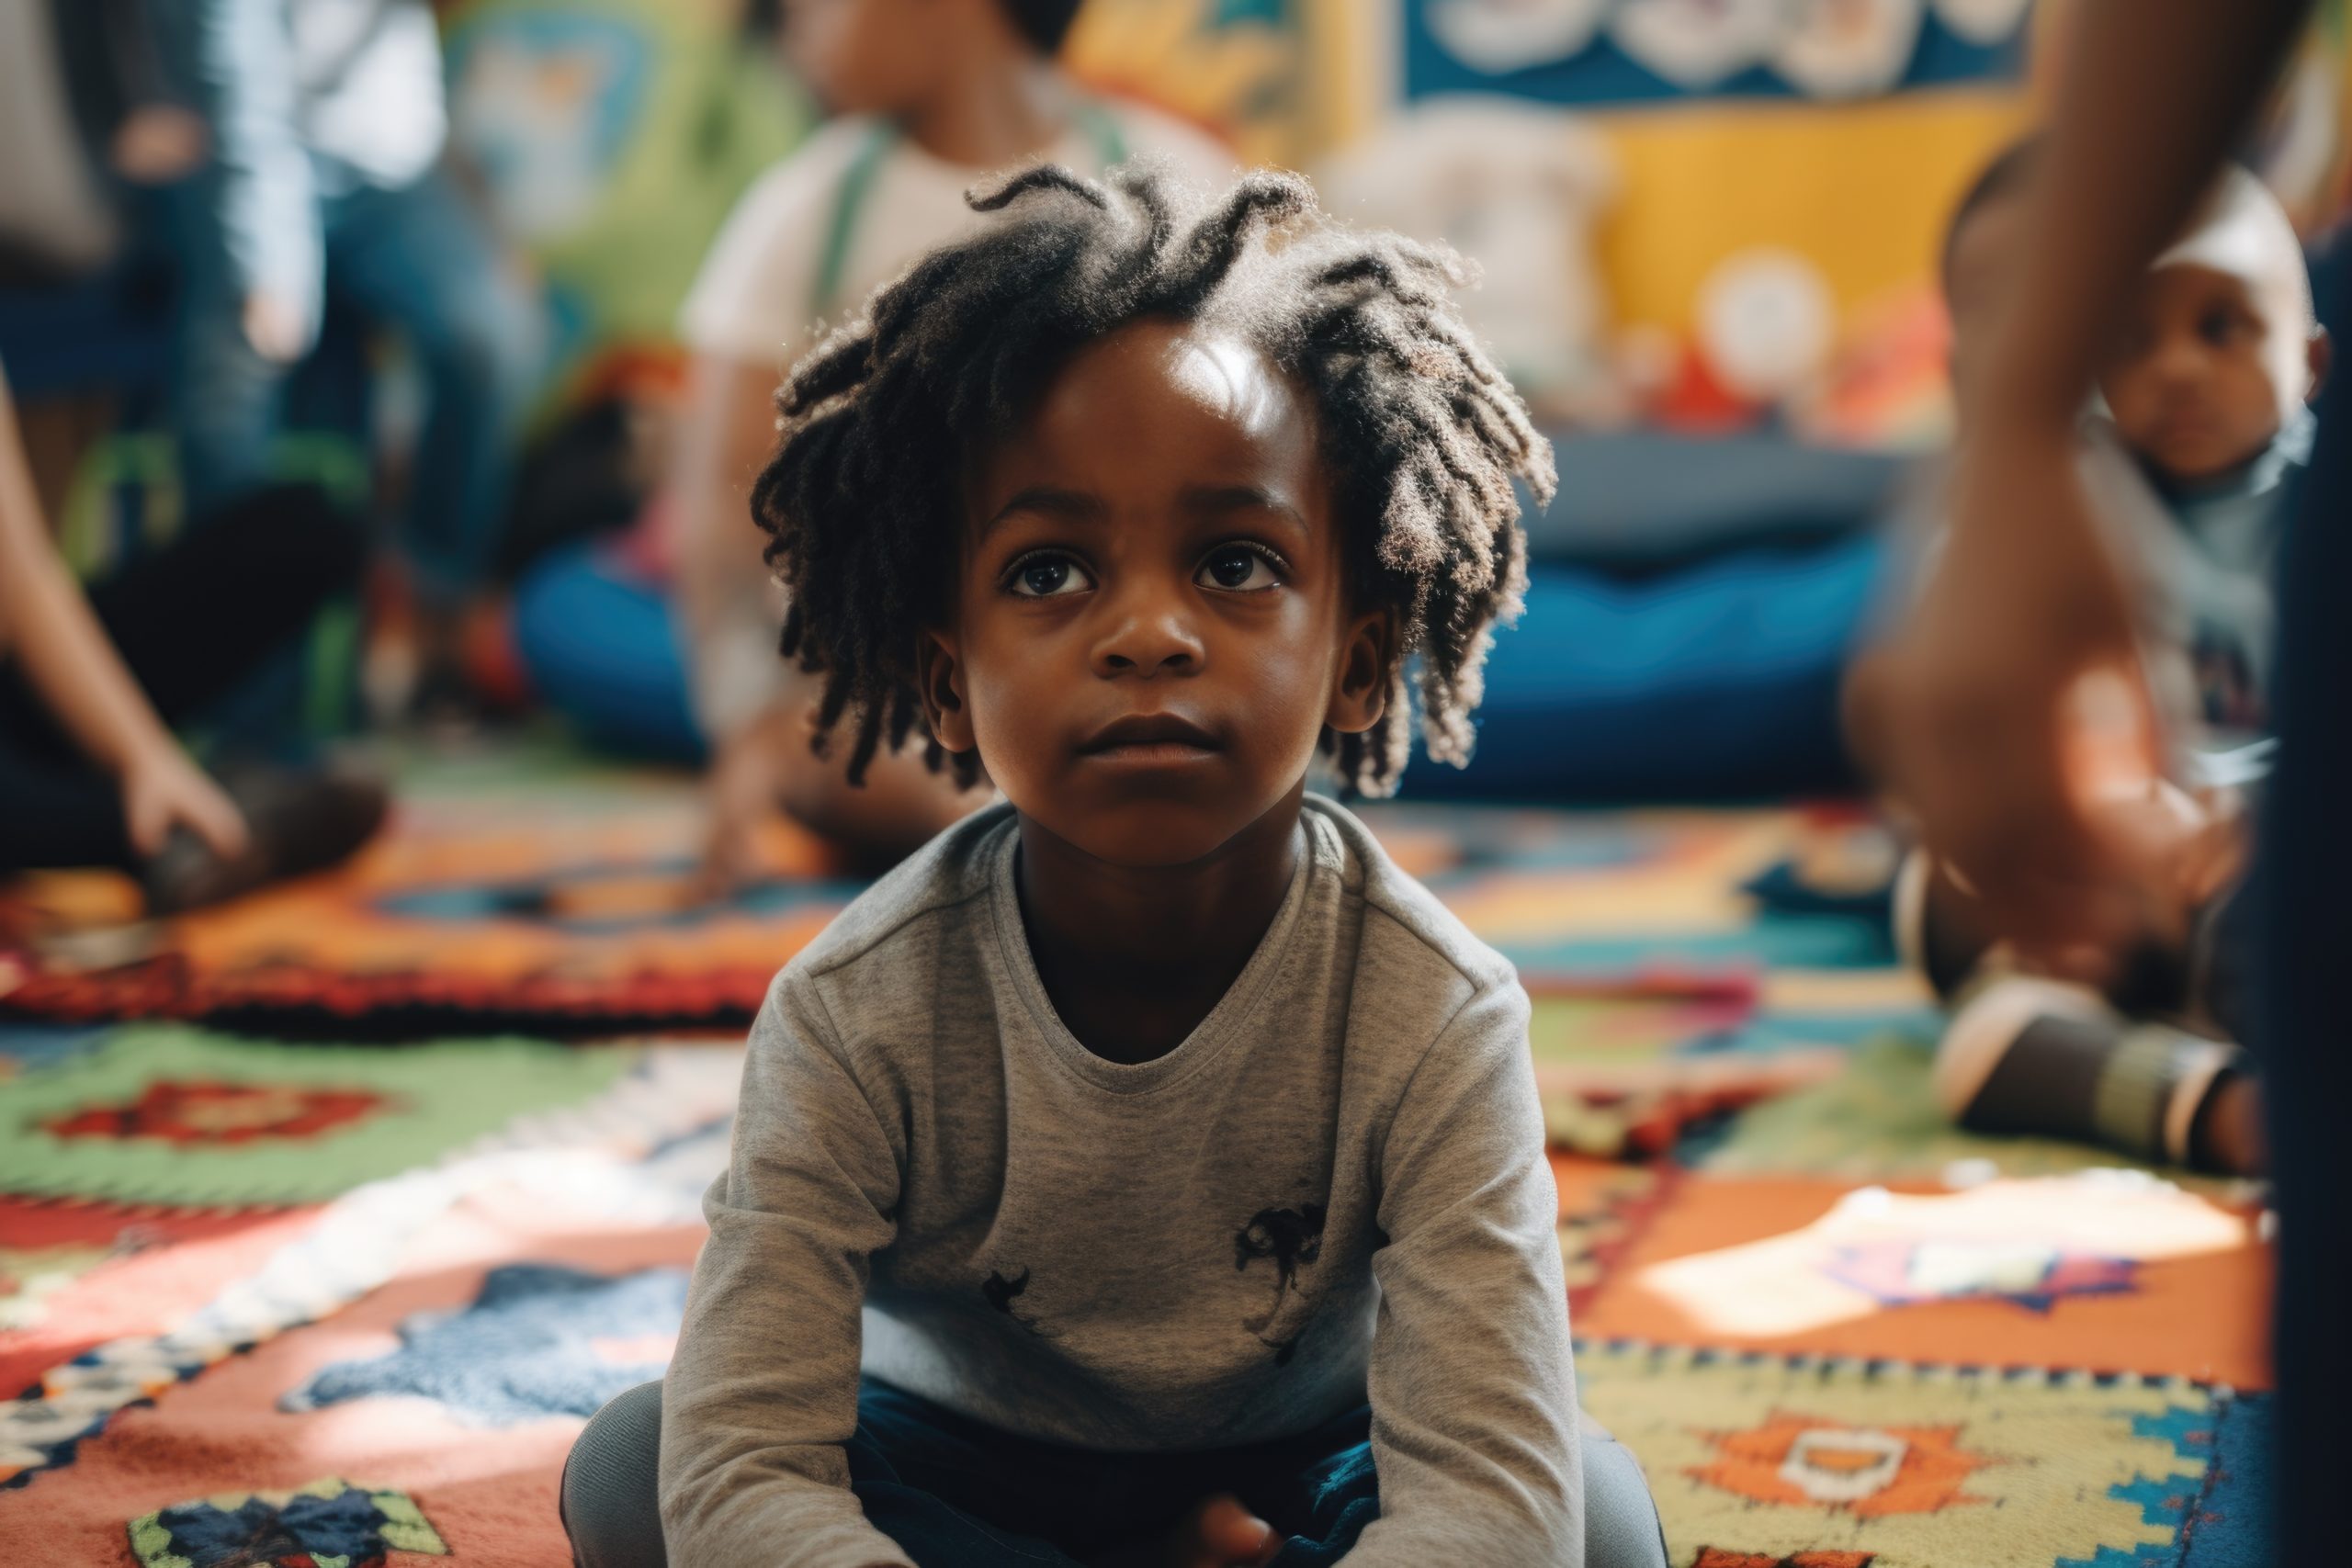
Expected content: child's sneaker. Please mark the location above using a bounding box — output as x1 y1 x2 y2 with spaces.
1931 975 2242 1168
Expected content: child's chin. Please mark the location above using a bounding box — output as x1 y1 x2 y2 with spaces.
2145 432 2274 485
1051 804 1261 870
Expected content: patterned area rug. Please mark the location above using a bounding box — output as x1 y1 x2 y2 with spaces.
0 749 1911 1043
0 784 2272 1566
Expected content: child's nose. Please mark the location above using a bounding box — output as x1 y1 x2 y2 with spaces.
2152 333 2209 385
1091 588 1204 679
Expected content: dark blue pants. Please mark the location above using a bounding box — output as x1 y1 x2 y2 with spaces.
562 1378 1669 1567
171 169 540 606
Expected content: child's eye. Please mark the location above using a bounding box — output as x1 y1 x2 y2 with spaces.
2199 308 2250 346
1196 544 1283 592
1004 553 1092 599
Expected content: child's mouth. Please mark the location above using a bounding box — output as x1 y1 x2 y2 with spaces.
1078 713 1223 763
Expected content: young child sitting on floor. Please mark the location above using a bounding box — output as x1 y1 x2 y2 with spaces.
1855 149 2327 1177
559 164 1669 1568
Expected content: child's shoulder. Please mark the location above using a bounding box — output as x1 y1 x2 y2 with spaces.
781 802 1017 987
1302 795 1517 1001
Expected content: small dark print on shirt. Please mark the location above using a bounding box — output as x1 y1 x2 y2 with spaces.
982 1266 1051 1336
1236 1202 1327 1364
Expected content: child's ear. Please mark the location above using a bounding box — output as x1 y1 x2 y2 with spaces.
917 629 977 755
2307 326 2333 402
1325 609 1396 736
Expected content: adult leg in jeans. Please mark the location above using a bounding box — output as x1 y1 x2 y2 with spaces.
322 171 541 609
562 1381 1671 1568
167 173 298 520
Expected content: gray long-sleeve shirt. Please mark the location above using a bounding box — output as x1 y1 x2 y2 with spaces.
661 796 1581 1567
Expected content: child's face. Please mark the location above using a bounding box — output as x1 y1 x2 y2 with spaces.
2098 263 2304 484
923 320 1390 869
782 0 945 116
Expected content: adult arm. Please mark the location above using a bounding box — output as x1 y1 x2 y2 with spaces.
1351 978 1582 1565
1874 0 2313 954
659 971 915 1568
0 366 245 857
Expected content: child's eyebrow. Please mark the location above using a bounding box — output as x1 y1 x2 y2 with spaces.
1182 484 1311 542
978 485 1105 543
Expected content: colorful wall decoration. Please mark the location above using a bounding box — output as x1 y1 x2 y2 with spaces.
440 0 808 395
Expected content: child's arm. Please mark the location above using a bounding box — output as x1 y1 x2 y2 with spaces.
1354 978 1582 1565
660 972 915 1568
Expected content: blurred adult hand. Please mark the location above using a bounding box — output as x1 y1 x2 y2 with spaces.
1871 418 2158 971
241 290 309 364
121 741 250 862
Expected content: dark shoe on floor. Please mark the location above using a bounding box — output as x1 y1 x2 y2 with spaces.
142 763 389 915
1931 976 2241 1168
1892 850 2008 999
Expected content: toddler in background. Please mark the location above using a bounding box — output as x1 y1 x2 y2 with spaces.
1853 148 2326 1176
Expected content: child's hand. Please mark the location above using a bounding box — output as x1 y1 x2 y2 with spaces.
1088 1496 1281 1568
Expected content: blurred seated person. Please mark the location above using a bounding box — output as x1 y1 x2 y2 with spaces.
515 0 1227 881
0 359 384 912
1848 148 2325 1177
165 0 541 714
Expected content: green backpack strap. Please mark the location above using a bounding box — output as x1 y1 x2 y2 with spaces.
810 119 899 324
1073 97 1128 167
807 102 1129 324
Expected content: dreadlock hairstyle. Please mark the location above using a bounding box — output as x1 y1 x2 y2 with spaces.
748 160 1556 797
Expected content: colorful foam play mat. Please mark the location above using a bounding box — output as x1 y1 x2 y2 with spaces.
0 759 2272 1564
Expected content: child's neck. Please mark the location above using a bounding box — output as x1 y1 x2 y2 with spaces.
1012 784 1306 1066
901 56 1073 173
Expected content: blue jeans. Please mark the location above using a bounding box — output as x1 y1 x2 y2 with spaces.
562 1379 1669 1568
513 543 706 765
172 166 540 605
